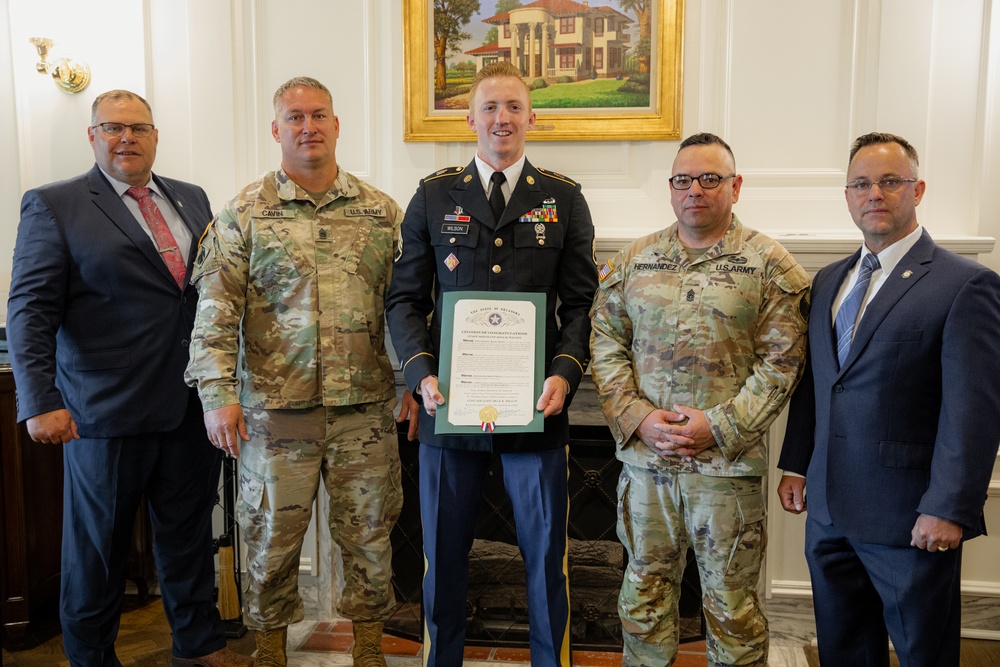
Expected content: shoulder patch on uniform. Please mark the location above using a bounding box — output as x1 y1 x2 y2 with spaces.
598 259 615 282
196 220 213 250
423 166 465 183
536 167 578 187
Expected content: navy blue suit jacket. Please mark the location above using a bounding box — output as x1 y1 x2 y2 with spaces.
386 159 598 452
7 164 212 437
778 230 1000 546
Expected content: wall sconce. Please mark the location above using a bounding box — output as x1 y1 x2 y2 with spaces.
29 37 91 94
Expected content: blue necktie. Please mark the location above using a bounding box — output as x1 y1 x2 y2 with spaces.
835 252 881 367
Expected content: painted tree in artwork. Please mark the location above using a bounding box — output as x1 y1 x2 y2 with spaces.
617 0 651 73
434 0 480 90
484 0 522 45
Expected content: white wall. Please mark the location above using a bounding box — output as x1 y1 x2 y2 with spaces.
2 0 998 624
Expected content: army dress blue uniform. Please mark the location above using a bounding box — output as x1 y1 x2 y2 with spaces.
386 158 598 667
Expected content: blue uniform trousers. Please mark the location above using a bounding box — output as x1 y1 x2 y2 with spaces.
419 443 571 667
60 400 224 666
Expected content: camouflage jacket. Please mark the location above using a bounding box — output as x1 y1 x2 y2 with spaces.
590 215 810 476
184 167 403 410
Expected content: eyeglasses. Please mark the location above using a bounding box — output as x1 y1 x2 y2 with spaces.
668 173 736 190
92 122 155 138
845 177 917 195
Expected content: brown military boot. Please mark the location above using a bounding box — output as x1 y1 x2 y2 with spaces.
253 627 288 667
351 622 386 667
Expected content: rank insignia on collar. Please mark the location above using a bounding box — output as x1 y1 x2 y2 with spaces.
902 269 913 278
445 206 471 222
444 253 460 272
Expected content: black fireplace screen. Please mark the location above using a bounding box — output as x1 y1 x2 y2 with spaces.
385 424 704 650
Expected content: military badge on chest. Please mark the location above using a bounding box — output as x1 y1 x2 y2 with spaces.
518 198 558 224
519 198 558 247
444 206 470 223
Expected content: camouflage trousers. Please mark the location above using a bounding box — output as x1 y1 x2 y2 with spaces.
237 399 403 630
617 464 768 667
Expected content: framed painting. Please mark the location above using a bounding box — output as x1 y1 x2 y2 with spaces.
403 0 683 142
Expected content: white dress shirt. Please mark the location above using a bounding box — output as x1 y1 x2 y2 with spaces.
474 154 526 207
830 224 924 328
100 168 194 262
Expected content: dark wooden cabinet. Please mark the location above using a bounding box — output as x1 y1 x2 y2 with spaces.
0 367 63 647
0 367 156 648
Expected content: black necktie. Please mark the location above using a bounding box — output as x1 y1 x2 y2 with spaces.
489 171 507 222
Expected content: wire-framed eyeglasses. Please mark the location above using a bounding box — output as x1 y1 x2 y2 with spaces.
845 177 918 195
668 173 736 190
92 122 155 138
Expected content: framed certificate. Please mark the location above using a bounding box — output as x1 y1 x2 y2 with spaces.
436 291 545 434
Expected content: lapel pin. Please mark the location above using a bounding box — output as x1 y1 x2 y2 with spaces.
902 270 913 279
463 175 472 183
526 175 535 185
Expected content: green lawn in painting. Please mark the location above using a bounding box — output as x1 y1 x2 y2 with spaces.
530 79 650 108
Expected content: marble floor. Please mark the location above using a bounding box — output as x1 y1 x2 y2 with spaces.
281 577 999 666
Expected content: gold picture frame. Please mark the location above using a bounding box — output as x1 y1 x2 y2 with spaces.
403 0 683 142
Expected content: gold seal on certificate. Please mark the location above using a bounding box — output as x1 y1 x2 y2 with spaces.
479 406 499 432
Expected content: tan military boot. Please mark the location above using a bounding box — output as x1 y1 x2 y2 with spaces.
351 622 386 667
253 627 288 667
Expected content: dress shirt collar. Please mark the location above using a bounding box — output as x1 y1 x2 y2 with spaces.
99 167 164 201
474 154 526 200
858 224 923 276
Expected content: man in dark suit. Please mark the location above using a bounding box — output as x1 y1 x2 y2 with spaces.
7 90 251 667
386 61 598 667
777 132 1000 666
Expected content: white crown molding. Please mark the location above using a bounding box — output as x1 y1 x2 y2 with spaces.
596 234 995 256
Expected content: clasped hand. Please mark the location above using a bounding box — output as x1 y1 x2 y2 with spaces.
638 405 715 461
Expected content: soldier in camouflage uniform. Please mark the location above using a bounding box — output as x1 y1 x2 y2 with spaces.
184 77 417 667
590 134 810 667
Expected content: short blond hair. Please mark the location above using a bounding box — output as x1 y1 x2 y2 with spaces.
272 77 334 116
468 62 531 112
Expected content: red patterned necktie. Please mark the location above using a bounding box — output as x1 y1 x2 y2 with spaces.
125 187 186 288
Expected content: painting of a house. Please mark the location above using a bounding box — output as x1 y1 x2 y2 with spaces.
405 0 681 141
433 0 652 112
468 0 633 81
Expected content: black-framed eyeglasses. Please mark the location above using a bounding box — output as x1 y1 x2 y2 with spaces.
668 173 736 190
845 177 917 195
92 122 155 138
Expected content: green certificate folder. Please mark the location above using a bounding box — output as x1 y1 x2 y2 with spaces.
436 291 545 434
